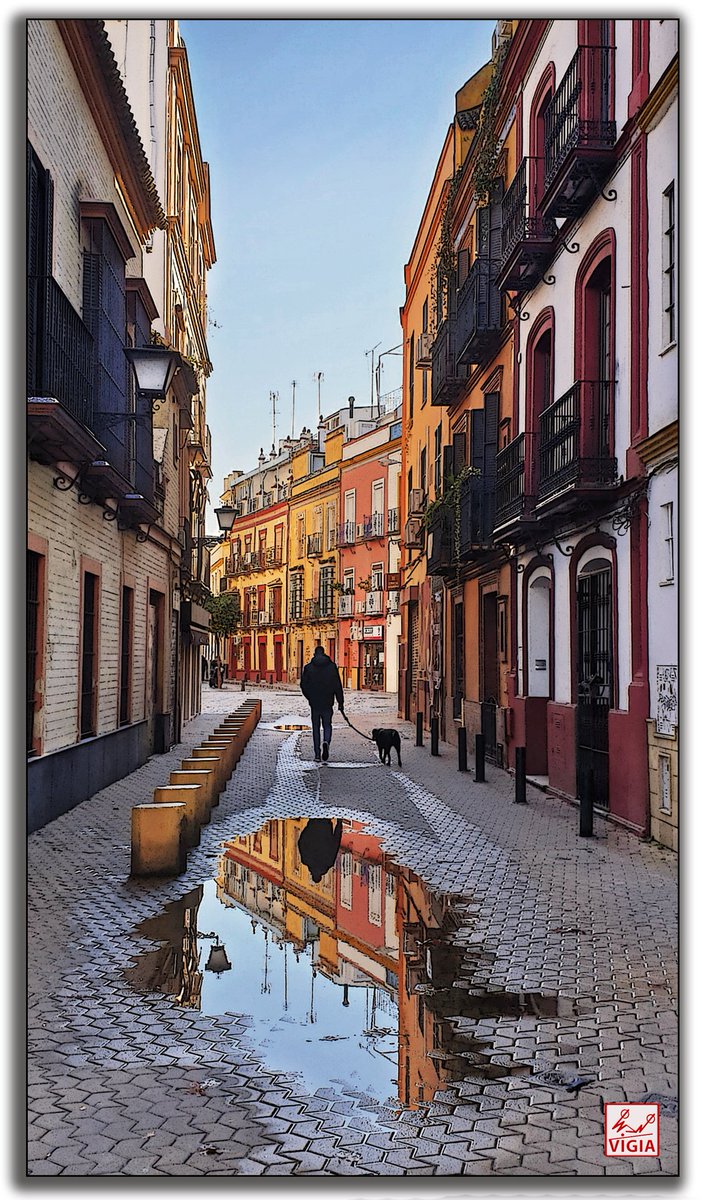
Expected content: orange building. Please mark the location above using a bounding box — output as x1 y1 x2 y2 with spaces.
398 59 493 734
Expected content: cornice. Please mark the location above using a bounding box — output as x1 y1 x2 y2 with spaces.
57 19 166 237
636 56 678 132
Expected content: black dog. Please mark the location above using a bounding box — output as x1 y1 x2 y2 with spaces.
372 728 402 767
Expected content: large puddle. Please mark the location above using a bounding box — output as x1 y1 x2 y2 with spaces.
126 816 588 1113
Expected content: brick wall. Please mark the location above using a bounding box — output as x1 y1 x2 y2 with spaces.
29 461 171 755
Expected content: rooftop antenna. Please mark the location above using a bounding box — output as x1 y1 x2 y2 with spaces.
270 390 278 452
313 371 324 423
290 380 297 439
365 342 381 416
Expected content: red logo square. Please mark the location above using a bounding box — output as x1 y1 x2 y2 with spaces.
604 1103 660 1157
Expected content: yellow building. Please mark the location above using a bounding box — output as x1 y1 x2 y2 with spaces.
287 430 342 681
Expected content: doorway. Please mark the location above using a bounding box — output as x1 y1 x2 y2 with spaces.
576 564 612 809
480 591 500 763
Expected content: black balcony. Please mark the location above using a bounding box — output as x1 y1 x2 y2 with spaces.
28 273 95 431
495 433 531 529
542 46 617 221
455 258 502 368
387 507 400 535
430 317 465 407
426 474 490 575
337 520 356 546
497 159 558 292
537 381 617 504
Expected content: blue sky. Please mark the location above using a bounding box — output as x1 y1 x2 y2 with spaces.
178 18 495 522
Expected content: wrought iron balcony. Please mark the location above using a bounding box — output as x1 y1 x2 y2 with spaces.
387 507 400 534
537 381 617 504
426 474 487 575
265 547 283 567
455 258 502 367
337 520 356 546
307 533 323 557
494 432 537 530
497 159 558 293
430 317 465 407
542 45 617 221
359 512 384 540
27 274 95 428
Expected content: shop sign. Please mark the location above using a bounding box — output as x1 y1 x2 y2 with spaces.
386 572 400 590
363 625 384 641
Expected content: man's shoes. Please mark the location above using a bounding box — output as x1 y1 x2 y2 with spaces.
314 754 321 763
322 741 329 762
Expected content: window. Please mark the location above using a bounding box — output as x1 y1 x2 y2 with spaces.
319 565 335 617
371 563 384 591
420 446 427 494
434 425 442 493
343 568 355 595
422 297 428 333
661 502 674 584
119 586 134 726
389 419 402 439
498 596 508 662
422 365 427 406
289 572 303 620
27 550 44 755
408 335 414 420
80 572 99 738
663 182 676 347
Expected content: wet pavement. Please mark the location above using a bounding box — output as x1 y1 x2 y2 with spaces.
27 684 678 1176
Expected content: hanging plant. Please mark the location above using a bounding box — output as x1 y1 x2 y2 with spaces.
423 465 480 577
472 40 509 205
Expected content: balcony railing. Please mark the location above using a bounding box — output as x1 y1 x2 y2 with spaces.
337 520 356 546
27 275 95 427
337 594 354 617
494 432 533 527
387 507 400 534
430 316 465 406
498 159 558 292
456 258 501 367
307 533 323 557
360 512 385 539
289 600 304 622
364 589 384 616
265 548 283 567
538 381 617 501
426 474 489 575
542 46 617 220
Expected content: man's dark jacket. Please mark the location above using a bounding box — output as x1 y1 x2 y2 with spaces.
300 651 344 711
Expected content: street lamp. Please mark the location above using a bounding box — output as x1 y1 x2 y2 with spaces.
124 344 180 409
214 505 238 533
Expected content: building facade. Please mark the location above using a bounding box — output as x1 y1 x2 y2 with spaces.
338 410 402 691
400 18 679 845
103 18 217 729
28 19 171 830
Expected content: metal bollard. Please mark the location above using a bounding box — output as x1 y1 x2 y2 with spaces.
416 711 424 747
579 767 594 837
430 716 439 756
474 733 485 782
458 726 467 772
514 746 527 804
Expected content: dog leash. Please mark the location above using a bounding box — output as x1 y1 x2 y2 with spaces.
340 710 375 743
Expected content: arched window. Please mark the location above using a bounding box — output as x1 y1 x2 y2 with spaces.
575 232 616 471
525 308 554 495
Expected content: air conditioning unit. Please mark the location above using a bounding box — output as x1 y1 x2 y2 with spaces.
415 331 433 368
409 488 425 514
404 517 424 549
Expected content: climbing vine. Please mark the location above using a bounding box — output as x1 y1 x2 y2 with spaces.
471 40 509 205
423 465 480 577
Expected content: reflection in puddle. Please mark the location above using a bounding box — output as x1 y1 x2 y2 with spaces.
126 817 587 1113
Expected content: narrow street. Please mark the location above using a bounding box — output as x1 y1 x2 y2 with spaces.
28 685 677 1178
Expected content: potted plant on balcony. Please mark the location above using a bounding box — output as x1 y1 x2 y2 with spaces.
423 465 480 575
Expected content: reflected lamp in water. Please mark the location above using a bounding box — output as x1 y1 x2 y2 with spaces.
205 941 232 974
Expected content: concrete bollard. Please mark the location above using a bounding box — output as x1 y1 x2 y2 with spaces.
131 803 186 877
203 739 236 779
185 754 225 802
153 785 202 847
169 770 212 824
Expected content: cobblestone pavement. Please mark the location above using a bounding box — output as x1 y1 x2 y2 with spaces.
27 684 678 1177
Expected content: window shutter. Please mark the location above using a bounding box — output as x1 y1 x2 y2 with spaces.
443 444 454 485
477 204 490 259
481 393 499 539
452 431 466 473
469 410 484 473
457 247 471 289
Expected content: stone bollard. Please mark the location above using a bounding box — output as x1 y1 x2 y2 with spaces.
154 785 202 848
203 739 236 779
168 770 212 824
185 754 224 802
131 803 186 877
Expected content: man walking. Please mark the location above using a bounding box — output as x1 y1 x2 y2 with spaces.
300 645 344 763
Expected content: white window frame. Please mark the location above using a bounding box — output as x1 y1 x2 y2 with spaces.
660 501 675 585
662 181 676 352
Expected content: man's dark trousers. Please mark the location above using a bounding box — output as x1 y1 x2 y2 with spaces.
311 707 333 759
